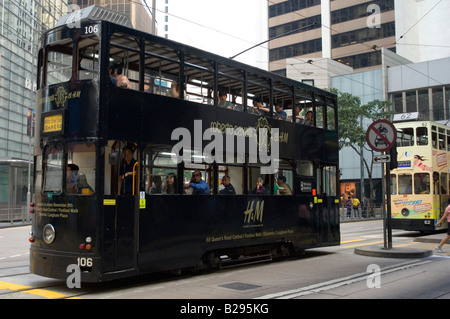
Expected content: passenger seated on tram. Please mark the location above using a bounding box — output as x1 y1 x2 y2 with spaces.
304 111 314 126
218 90 233 109
163 173 177 195
253 177 266 195
274 101 287 121
185 170 209 195
253 97 269 113
66 164 79 194
77 174 94 195
277 175 292 195
110 65 130 89
149 175 163 194
220 175 236 195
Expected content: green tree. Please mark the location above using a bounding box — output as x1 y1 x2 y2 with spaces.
331 88 393 216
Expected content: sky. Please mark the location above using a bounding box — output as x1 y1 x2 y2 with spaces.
154 0 269 70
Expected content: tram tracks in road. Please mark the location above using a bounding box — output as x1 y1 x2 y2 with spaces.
256 259 433 299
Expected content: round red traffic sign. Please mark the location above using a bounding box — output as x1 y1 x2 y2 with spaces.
366 120 396 152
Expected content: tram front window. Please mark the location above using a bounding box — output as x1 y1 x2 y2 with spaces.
66 143 96 195
43 145 64 193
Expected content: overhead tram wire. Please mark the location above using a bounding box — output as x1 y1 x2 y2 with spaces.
229 22 317 60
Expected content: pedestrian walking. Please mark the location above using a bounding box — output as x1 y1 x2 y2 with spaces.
346 197 352 219
436 199 450 253
352 197 360 218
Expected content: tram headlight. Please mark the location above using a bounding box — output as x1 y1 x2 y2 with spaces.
43 224 56 244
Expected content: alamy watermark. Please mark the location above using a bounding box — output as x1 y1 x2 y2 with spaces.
367 4 381 29
171 120 279 174
367 264 381 289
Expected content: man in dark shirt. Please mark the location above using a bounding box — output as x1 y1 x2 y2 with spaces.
220 175 236 195
118 145 137 195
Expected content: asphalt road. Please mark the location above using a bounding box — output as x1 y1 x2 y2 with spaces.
0 221 449 302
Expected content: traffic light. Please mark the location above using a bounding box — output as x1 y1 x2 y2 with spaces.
389 145 398 170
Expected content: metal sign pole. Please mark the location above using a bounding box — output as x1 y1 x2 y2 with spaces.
385 157 393 249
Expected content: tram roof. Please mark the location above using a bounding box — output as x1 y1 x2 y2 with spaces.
55 5 132 29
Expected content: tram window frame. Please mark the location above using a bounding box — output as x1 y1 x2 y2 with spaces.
77 35 100 82
218 63 245 111
144 39 180 97
447 130 450 151
65 143 96 195
277 169 294 195
218 165 244 195
439 128 446 151
184 53 214 105
416 127 428 146
296 160 314 177
143 146 178 195
183 163 213 195
318 164 337 197
397 127 414 147
43 144 64 194
34 155 43 196
315 95 326 129
46 39 74 87
109 33 141 91
441 173 448 195
390 174 397 195
327 97 336 131
398 174 412 195
432 126 437 149
414 173 430 195
433 172 440 195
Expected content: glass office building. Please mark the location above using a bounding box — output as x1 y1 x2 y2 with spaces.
0 0 68 218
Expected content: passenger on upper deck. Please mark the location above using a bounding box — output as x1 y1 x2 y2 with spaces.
110 64 130 89
253 97 269 113
218 90 233 109
292 105 304 124
274 102 287 121
304 111 314 126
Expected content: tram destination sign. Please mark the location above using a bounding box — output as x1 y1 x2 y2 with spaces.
366 119 396 152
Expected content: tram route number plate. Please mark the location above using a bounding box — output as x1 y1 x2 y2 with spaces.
43 114 63 133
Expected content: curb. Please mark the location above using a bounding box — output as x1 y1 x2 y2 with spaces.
354 245 433 258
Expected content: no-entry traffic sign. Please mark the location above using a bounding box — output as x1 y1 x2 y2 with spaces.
366 120 396 152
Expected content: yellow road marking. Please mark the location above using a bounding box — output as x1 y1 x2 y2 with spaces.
341 239 366 244
0 280 79 299
342 240 385 249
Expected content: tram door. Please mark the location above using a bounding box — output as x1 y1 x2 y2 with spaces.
102 141 138 273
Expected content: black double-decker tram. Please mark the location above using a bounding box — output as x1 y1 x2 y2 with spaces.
30 6 340 282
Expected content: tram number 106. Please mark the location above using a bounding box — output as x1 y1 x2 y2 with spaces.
77 257 93 267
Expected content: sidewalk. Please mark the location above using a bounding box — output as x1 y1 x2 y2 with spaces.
354 232 447 258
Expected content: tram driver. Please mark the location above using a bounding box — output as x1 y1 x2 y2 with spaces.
66 164 79 194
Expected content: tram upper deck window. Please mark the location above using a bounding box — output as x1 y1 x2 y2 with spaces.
46 39 73 87
110 33 141 90
77 36 99 81
397 127 414 147
416 127 428 146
